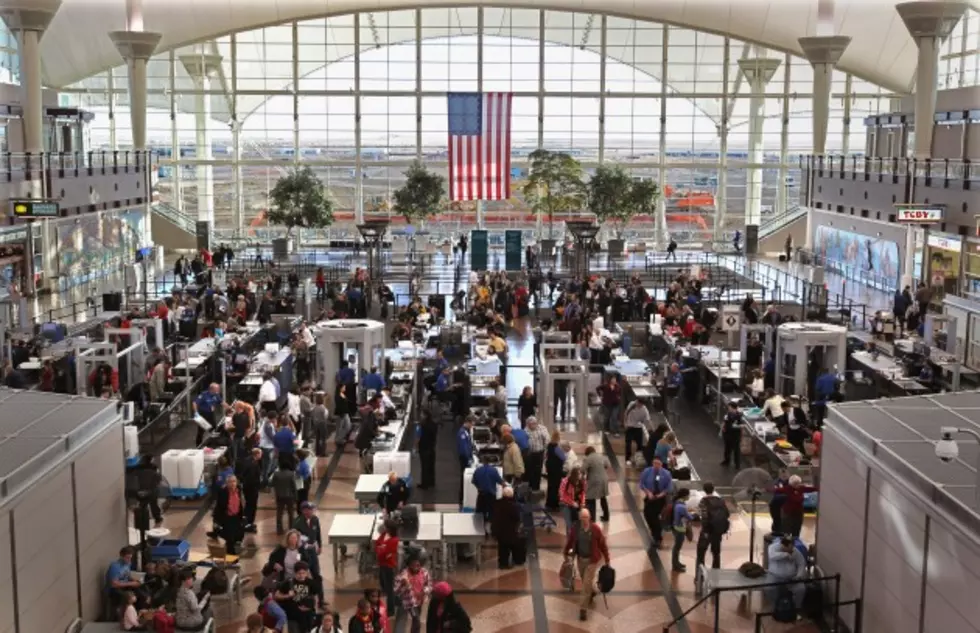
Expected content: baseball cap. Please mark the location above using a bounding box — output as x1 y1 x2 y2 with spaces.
300 501 314 510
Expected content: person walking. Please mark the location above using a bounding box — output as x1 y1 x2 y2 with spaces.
272 454 298 534
558 466 586 534
624 399 650 466
237 448 263 533
394 556 431 633
666 238 677 261
374 519 399 616
720 401 744 469
670 487 693 572
695 482 729 572
524 417 549 491
564 509 611 622
638 457 673 548
596 376 623 436
426 582 472 633
581 446 611 522
213 475 245 555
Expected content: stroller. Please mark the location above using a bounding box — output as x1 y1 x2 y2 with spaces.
514 482 557 531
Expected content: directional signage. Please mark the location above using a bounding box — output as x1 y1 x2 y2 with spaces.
10 199 59 218
895 205 944 223
721 305 742 332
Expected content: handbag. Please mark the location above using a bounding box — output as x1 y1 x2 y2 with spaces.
685 523 694 542
559 557 576 590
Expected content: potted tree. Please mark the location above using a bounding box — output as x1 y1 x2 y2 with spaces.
267 166 334 259
522 149 585 254
628 177 661 253
586 165 635 256
392 161 446 228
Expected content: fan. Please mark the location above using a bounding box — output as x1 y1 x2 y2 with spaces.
731 467 773 565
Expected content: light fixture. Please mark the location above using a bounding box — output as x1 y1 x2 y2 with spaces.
936 426 980 509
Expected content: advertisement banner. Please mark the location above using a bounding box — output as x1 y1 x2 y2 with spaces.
813 225 900 291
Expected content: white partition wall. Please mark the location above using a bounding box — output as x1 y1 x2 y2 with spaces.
0 511 12 633
818 394 980 633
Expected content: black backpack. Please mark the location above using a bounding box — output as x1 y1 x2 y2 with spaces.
596 564 616 607
772 587 798 623
703 496 730 536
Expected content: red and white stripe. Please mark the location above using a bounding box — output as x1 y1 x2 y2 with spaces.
449 92 512 201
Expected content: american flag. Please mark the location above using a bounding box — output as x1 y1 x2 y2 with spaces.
447 92 513 201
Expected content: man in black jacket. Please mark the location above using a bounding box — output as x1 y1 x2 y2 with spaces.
237 448 262 533
292 501 324 594
377 472 410 514
775 399 809 453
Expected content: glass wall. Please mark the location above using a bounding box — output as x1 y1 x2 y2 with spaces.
57 8 895 241
940 9 980 89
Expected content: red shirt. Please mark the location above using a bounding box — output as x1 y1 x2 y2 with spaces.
774 484 817 514
375 534 399 569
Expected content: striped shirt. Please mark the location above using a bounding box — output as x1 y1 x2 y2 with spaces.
527 424 550 453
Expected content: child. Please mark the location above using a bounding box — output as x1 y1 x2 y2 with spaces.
119 591 143 630
366 587 390 633
254 586 287 632
289 562 320 632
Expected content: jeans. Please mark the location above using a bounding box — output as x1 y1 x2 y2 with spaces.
276 499 295 533
561 505 579 534
624 427 645 463
260 448 275 486
671 529 686 569
602 404 622 434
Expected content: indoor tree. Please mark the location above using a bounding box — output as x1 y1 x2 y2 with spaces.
586 165 636 240
266 166 335 237
392 161 446 226
522 149 585 239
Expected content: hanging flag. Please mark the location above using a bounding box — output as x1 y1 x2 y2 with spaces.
447 92 513 201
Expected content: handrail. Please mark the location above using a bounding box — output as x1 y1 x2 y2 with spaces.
151 201 196 234
758 204 805 238
802 154 978 183
0 149 156 182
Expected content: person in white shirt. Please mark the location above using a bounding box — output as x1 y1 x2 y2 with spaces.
258 372 279 415
761 389 785 419
300 323 315 348
380 387 396 414
258 411 277 486
287 388 302 422
120 591 141 630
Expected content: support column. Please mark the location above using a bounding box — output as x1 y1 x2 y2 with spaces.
799 36 851 156
896 2 969 159
180 53 222 226
737 57 781 256
0 1 62 154
109 30 162 151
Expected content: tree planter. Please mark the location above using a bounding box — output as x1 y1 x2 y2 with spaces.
607 239 625 256
272 237 292 259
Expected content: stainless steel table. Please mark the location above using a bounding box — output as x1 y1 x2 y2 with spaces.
354 474 389 513
327 513 378 573
442 513 487 570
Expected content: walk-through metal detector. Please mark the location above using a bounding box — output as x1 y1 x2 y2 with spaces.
75 328 148 396
536 343 588 427
313 319 386 394
740 324 774 379
774 322 847 400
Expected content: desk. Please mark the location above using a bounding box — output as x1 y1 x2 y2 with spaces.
327 513 377 573
354 474 390 512
442 512 487 570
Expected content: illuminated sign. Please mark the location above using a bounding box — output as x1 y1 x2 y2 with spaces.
927 234 961 252
895 205 944 223
9 200 59 218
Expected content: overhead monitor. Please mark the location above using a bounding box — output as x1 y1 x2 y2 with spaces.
10 199 59 218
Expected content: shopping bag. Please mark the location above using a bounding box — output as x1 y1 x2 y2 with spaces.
559 557 576 591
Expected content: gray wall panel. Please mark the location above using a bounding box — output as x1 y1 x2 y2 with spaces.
0 511 12 633
13 469 73 573
819 431 869 520
924 586 979 633
861 573 919 633
14 536 76 619
926 520 980 628
17 571 77 633
73 429 125 503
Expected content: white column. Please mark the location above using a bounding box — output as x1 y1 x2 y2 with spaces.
896 2 969 159
737 57 780 255
799 36 851 156
714 37 729 244
0 1 62 154
109 30 162 151
180 54 222 226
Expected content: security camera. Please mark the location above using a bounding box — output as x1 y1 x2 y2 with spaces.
936 427 960 463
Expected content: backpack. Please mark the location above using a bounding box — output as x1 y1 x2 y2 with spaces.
597 565 616 594
200 567 229 595
702 496 731 536
772 587 798 623
152 610 175 633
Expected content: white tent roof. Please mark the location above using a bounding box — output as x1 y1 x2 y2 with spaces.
40 0 974 93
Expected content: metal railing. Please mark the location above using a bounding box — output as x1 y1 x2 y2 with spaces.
0 149 156 182
151 201 196 234
802 154 979 185
757 204 805 238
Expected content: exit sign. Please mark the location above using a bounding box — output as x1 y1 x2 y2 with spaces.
896 205 944 223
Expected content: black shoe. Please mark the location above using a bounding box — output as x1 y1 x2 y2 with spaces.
672 564 687 572
579 609 587 621
600 516 610 522
244 524 257 533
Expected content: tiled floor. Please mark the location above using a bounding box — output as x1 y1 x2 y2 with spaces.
151 316 819 633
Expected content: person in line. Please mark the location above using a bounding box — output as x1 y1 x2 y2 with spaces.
596 375 623 436
292 501 323 583
769 469 790 534
374 520 399 618
775 398 809 454
262 530 311 586
564 508 611 622
378 471 410 515
624 399 650 466
696 482 729 572
311 393 330 457
671 487 693 572
192 383 229 446
516 386 537 428
720 401 744 469
258 372 280 416
558 466 586 534
364 587 390 633
394 556 431 633
348 598 383 633
772 475 818 538
765 535 808 609
501 433 525 484
426 582 472 633
457 417 475 502
272 454 298 534
213 474 245 555
524 417 550 492
273 414 298 458
491 486 525 569
237 448 263 533
175 570 211 630
544 430 566 511
472 455 503 530
581 446 611 522
417 411 438 490
639 456 673 548
255 585 288 632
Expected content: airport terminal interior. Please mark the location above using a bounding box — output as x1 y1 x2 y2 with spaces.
1 1 980 633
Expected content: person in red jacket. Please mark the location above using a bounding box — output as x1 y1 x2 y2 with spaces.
374 519 399 617
564 508 611 622
772 475 818 538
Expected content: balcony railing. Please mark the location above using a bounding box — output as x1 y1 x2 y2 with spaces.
150 201 196 234
0 149 156 182
801 154 979 186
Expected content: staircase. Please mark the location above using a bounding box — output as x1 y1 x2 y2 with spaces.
758 204 807 253
151 202 197 251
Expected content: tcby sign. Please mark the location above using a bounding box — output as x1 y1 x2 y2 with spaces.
896 206 944 223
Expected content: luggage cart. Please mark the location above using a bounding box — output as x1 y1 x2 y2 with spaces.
514 482 557 531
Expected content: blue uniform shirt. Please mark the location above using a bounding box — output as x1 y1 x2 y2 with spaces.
274 427 296 454
457 428 474 463
363 372 385 392
195 391 222 415
436 373 450 392
511 428 530 452
639 466 673 497
471 464 503 495
815 373 837 398
337 367 356 385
